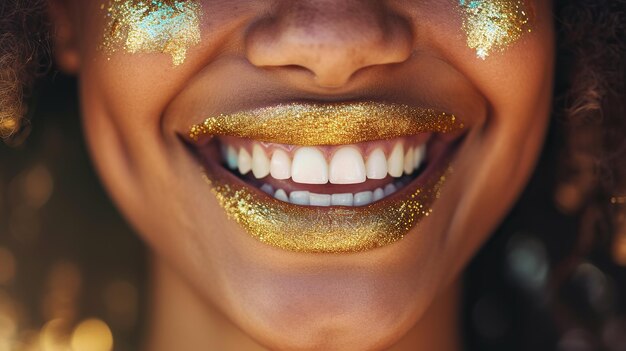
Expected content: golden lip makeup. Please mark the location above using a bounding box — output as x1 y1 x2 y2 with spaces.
189 102 463 146
202 164 450 254
189 102 463 253
100 0 202 65
459 0 533 59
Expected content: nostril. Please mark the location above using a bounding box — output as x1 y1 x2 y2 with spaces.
244 2 414 88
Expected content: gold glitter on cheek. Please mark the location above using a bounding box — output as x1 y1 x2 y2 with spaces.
201 165 450 254
459 0 533 59
100 0 202 65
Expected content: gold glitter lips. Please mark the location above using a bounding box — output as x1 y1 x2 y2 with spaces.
189 102 463 253
202 163 450 253
189 102 462 146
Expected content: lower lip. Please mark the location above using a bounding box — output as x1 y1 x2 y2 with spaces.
193 139 457 254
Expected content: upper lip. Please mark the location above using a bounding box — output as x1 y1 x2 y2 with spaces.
186 101 464 146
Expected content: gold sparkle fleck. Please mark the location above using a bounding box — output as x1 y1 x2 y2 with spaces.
100 0 201 66
459 0 532 59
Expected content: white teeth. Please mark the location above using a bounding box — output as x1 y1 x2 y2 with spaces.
309 193 331 207
225 145 238 170
252 144 271 178
269 184 402 207
270 149 291 180
354 191 373 206
366 148 387 180
222 142 427 185
387 143 404 177
274 189 289 202
331 193 354 206
260 183 274 195
291 147 329 184
414 144 425 170
329 146 366 184
289 191 310 205
238 148 252 175
404 147 414 175
373 188 385 201
384 183 397 196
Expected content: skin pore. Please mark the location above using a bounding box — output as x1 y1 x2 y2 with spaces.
48 0 554 350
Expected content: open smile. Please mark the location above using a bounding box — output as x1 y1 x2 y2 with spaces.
185 102 465 253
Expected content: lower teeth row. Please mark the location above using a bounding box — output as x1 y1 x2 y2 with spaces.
260 180 408 207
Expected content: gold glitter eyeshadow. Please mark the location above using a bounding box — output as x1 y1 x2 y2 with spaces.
202 165 449 253
459 0 532 59
100 0 201 65
189 102 463 146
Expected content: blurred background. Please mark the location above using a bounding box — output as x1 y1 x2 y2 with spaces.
0 74 145 351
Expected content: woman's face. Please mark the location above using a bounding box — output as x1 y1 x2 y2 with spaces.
53 0 554 348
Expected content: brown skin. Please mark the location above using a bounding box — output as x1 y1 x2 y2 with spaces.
48 0 554 350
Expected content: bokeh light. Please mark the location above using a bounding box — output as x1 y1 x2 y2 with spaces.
70 319 113 351
0 74 142 351
506 233 549 293
39 319 71 351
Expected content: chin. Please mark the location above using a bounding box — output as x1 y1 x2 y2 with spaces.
239 292 422 351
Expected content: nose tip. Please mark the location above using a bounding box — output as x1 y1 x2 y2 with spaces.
245 1 413 88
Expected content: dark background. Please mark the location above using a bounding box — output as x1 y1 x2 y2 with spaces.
0 74 145 350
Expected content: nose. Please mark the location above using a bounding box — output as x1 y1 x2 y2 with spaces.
245 0 413 88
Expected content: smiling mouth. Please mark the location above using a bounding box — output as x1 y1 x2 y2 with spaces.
186 102 464 253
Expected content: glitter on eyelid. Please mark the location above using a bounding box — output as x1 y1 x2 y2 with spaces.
100 0 202 65
459 0 532 59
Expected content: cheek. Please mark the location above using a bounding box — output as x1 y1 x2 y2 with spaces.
424 0 554 285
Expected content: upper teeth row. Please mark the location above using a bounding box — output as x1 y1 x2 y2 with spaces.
221 142 426 185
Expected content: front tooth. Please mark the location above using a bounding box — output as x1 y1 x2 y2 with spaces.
225 145 238 170
289 191 310 205
238 148 252 174
310 193 331 207
252 144 270 178
414 144 426 170
373 188 385 201
270 149 291 180
331 193 354 206
384 183 397 196
291 147 328 184
387 143 404 177
404 147 414 175
329 147 366 184
274 189 289 202
366 148 387 180
354 191 373 206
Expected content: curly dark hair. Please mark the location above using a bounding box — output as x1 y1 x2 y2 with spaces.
0 0 49 142
559 0 626 263
0 0 625 349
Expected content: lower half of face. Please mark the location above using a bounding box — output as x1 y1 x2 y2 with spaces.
70 0 554 348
